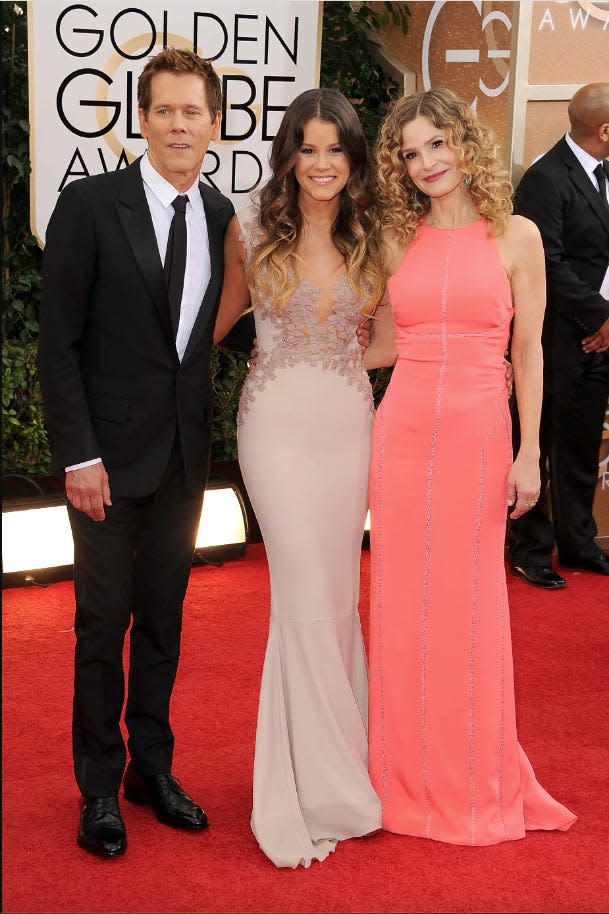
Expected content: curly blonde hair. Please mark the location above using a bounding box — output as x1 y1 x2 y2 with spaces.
376 88 513 246
249 89 386 314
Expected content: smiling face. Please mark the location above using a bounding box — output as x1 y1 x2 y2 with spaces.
399 115 463 199
138 71 221 191
293 118 351 208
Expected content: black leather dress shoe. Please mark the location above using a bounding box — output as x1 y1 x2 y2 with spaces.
560 552 609 575
77 796 126 857
123 762 208 830
509 564 566 589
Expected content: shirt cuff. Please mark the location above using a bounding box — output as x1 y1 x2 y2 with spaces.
65 458 102 472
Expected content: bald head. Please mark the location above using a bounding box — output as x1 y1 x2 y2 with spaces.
568 83 609 155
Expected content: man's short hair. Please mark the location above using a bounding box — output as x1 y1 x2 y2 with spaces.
138 48 222 118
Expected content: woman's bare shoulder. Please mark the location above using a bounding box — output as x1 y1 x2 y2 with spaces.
235 200 268 258
505 213 542 247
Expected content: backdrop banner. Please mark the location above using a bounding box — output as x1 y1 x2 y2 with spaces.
28 0 322 244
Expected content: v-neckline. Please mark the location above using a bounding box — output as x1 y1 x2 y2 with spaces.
297 274 351 323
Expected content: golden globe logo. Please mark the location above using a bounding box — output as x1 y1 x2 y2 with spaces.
421 0 512 103
576 0 609 21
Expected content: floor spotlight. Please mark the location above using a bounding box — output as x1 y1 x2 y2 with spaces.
2 481 248 588
2 496 74 586
193 481 248 565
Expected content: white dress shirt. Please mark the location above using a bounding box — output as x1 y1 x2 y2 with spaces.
140 152 211 360
66 154 211 471
565 132 608 196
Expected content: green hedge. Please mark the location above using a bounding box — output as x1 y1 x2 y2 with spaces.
2 341 51 475
209 347 248 461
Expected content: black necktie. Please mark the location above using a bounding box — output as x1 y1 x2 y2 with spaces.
164 194 188 337
593 162 608 206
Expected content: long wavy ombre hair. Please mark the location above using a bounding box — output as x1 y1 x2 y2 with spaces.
376 88 513 247
249 89 385 314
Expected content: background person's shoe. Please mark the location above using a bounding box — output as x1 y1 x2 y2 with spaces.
560 552 609 575
509 564 566 589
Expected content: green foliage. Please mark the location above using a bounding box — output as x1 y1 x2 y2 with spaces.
356 0 411 33
210 347 248 461
2 3 43 342
2 341 51 475
370 366 395 408
320 1 410 147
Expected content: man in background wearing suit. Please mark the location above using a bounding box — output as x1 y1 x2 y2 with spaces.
509 82 609 588
39 49 242 857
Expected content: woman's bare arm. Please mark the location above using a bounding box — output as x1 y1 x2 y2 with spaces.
213 215 251 346
502 215 546 518
363 301 398 370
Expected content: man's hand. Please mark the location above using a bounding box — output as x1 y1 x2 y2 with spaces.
582 316 609 353
357 319 371 354
66 462 112 521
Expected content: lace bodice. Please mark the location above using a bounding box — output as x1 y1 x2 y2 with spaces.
238 210 373 423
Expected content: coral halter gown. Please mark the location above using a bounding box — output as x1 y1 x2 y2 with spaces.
368 219 576 845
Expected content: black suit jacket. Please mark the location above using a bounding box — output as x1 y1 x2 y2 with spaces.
39 158 235 497
513 137 609 393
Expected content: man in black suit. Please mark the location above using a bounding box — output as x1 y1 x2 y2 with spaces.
39 49 245 857
509 82 609 588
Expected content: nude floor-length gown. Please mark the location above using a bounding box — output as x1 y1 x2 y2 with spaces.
238 216 381 868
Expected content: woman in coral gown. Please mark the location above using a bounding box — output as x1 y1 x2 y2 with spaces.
363 88 576 845
213 89 384 867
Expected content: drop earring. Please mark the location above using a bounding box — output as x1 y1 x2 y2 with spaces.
463 175 471 187
410 189 422 211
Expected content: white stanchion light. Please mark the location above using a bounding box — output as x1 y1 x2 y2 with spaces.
195 486 246 550
2 483 248 587
2 504 74 573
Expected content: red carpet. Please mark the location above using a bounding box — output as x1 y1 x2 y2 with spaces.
2 544 608 913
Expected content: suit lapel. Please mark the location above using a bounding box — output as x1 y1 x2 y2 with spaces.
559 139 609 236
115 159 174 342
181 183 225 365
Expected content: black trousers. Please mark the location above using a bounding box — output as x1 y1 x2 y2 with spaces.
509 352 609 567
67 438 205 798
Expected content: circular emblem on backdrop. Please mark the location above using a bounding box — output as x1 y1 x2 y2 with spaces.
422 0 512 108
575 1 609 22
